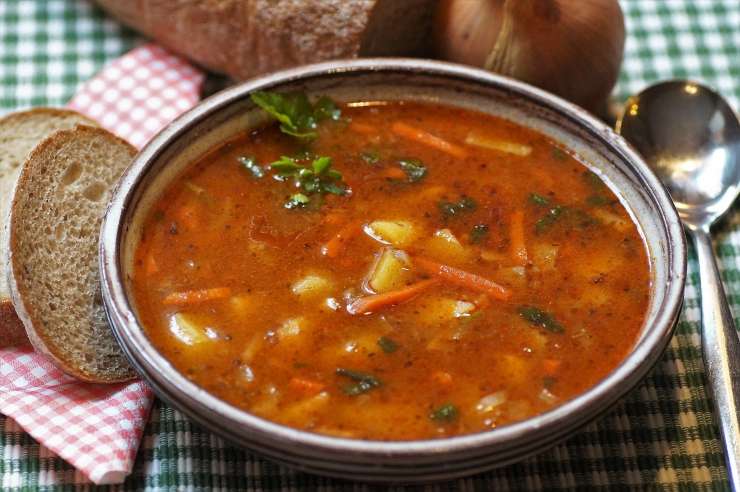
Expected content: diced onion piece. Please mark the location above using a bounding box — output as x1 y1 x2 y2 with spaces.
476 391 508 413
591 208 631 232
368 248 411 293
277 317 305 338
465 133 533 156
230 294 256 317
241 334 264 363
453 300 476 318
531 243 559 271
365 220 416 248
281 391 331 421
169 313 211 346
539 388 558 404
291 274 333 299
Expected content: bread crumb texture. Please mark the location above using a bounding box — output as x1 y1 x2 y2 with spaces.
10 125 136 381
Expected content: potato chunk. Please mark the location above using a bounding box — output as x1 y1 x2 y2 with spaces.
169 313 212 346
291 274 333 299
367 248 411 293
365 220 416 247
425 228 471 262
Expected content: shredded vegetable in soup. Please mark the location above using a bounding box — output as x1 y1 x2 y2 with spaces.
132 93 650 440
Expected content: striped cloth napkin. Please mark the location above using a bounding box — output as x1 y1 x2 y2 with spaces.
0 43 204 485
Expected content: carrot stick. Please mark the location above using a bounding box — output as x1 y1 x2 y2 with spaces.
510 210 528 266
349 121 376 135
391 121 468 159
289 377 325 396
382 167 407 180
347 279 439 315
144 252 159 275
321 221 361 258
413 257 511 301
163 287 231 306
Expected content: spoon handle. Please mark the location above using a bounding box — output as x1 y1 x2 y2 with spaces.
693 229 740 488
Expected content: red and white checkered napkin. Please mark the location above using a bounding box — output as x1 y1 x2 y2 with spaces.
0 43 205 485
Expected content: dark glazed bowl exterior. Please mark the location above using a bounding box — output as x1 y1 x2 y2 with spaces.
100 59 686 483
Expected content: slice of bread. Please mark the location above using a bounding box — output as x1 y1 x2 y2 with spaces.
0 108 97 347
7 125 137 382
94 0 437 80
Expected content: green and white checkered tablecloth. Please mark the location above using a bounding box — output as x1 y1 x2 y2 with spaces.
1 0 738 490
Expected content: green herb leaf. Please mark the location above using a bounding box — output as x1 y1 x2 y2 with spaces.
270 155 349 207
429 403 459 422
535 205 564 233
517 306 564 333
582 170 606 189
313 96 342 121
285 193 310 209
398 159 427 183
238 156 265 179
439 196 477 219
543 376 557 389
271 156 302 176
250 91 341 140
551 147 567 161
377 336 399 354
312 156 332 175
529 193 550 206
586 194 609 206
470 224 489 244
336 368 382 395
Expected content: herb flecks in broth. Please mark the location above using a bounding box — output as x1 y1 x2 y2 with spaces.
133 98 650 441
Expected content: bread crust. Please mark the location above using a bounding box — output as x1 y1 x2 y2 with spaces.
0 108 98 347
94 0 436 80
7 125 137 383
0 300 27 347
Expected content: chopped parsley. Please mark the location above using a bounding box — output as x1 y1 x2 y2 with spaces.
535 205 565 233
398 159 427 183
582 170 606 190
250 91 341 140
529 193 550 206
271 155 349 208
238 156 265 179
551 147 567 161
377 336 399 354
587 194 609 206
439 196 477 219
284 193 310 209
336 368 382 395
517 306 564 333
429 403 459 422
470 224 489 244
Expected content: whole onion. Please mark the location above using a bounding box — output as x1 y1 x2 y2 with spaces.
435 0 626 111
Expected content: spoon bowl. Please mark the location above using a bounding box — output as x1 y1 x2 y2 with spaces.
618 80 740 229
617 80 740 489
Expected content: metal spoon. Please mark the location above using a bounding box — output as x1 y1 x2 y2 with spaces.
617 80 740 487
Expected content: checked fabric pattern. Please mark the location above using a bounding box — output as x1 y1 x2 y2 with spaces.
0 346 151 485
1 0 739 490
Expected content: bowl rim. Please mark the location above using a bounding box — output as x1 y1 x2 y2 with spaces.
100 58 687 458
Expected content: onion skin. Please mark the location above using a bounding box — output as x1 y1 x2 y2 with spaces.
435 0 626 111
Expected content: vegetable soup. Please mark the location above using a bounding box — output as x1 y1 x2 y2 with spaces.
132 93 650 440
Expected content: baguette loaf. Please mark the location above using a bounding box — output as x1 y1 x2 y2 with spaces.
0 109 97 347
94 0 437 80
7 125 136 382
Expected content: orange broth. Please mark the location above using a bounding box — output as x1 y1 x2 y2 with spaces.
132 100 650 440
